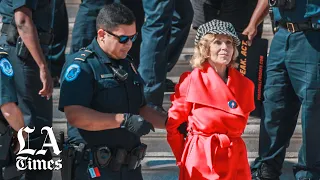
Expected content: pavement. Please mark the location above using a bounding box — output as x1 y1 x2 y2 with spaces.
50 158 297 180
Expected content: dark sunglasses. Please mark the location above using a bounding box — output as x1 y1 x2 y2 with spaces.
105 30 138 44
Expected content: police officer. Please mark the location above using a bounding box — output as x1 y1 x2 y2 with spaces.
0 0 54 179
243 0 320 179
59 4 166 179
0 48 25 179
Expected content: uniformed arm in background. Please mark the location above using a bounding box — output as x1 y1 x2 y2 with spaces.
1 103 24 132
14 6 53 99
242 0 270 45
0 65 27 153
166 72 192 165
0 62 25 132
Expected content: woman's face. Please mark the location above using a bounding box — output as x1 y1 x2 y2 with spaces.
208 34 234 66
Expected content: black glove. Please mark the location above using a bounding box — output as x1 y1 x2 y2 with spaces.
177 122 188 138
120 113 155 137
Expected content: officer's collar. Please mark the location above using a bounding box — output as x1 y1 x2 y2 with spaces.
90 38 116 64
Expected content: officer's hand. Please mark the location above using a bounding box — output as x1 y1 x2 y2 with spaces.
177 122 188 138
242 25 257 46
121 113 155 137
39 66 53 100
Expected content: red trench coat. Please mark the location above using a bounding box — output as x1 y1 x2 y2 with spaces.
166 62 255 180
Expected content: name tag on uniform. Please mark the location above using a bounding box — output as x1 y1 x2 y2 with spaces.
100 74 113 79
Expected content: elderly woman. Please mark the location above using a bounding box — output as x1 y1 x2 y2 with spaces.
166 19 255 180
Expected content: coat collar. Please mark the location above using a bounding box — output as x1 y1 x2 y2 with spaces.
185 62 246 118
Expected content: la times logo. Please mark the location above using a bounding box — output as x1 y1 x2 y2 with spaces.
15 126 62 171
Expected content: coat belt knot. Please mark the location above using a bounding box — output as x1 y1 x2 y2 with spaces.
189 131 241 171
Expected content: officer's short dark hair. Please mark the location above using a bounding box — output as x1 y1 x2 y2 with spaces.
96 3 136 31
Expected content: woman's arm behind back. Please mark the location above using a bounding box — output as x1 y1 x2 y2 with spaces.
166 72 192 164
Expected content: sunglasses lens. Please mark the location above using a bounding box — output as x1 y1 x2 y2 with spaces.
118 34 138 44
131 34 138 42
119 36 130 43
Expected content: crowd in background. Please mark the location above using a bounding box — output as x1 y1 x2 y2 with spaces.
51 0 262 110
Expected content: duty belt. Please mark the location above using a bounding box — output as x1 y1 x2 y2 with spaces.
79 143 147 171
1 23 53 45
278 21 320 33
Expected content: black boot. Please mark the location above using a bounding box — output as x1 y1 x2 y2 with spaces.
251 163 281 180
165 78 176 92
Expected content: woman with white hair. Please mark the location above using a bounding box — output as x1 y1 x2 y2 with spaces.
166 19 255 180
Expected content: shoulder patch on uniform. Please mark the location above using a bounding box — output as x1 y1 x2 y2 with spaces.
64 64 81 82
0 58 14 77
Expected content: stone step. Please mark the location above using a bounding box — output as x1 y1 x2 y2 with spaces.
64 2 275 53
64 26 274 53
0 1 275 53
51 156 297 180
53 113 303 159
64 28 274 54
52 89 302 123
52 80 303 158
53 117 303 138
64 1 274 25
53 109 302 128
53 118 303 155
65 0 81 3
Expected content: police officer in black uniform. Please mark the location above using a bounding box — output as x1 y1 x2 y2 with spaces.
243 0 320 179
0 0 54 179
0 47 25 180
59 4 166 180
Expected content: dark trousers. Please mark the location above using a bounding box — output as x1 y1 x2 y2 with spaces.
191 0 263 38
0 167 21 180
0 35 53 180
70 0 144 65
0 150 21 180
48 0 69 78
138 0 193 107
0 168 21 180
251 28 320 179
73 161 143 180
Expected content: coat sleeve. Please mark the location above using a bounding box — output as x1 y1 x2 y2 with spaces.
166 72 192 164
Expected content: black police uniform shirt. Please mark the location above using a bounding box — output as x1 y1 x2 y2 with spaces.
0 53 17 120
0 0 52 33
273 0 320 23
59 38 146 150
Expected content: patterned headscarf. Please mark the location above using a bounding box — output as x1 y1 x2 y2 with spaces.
194 19 241 46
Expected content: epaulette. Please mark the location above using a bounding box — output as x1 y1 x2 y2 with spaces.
0 47 8 55
126 54 138 74
74 48 94 62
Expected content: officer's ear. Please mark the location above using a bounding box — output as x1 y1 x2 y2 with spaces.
97 29 106 41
